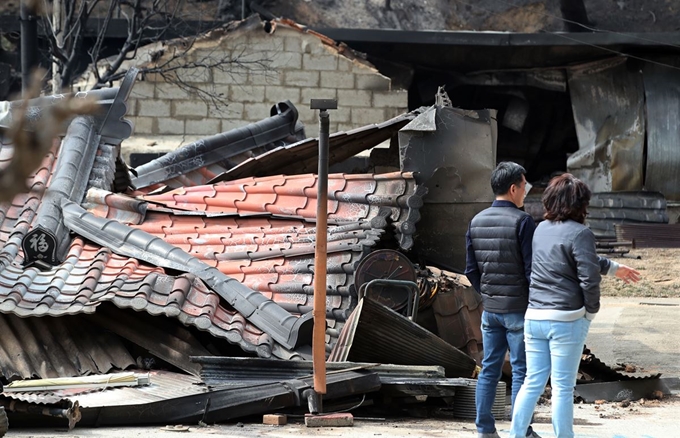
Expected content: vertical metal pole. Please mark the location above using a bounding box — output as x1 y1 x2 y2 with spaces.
242 0 246 20
310 99 337 398
20 0 39 97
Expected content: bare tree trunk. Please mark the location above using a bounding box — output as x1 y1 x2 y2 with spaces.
52 0 63 93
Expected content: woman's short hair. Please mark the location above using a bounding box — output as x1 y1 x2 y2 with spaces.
542 173 591 223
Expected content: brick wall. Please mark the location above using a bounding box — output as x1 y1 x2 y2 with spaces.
122 22 408 158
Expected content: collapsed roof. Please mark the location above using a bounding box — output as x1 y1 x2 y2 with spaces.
0 70 430 385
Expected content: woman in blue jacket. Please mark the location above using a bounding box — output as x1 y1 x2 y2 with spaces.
508 174 641 438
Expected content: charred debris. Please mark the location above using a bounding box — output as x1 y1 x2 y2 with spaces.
0 70 671 432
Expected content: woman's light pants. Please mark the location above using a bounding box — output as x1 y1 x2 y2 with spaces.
509 317 591 438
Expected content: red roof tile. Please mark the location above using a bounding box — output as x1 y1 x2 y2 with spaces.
143 172 415 221
1 122 422 362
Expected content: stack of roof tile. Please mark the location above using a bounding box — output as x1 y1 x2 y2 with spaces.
141 172 425 250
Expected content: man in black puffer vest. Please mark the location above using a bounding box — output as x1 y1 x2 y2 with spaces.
465 162 540 438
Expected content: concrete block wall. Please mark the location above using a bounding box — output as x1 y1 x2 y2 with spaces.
124 23 408 145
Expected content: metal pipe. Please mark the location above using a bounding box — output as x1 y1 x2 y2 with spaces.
20 0 39 96
2 399 81 430
310 98 337 398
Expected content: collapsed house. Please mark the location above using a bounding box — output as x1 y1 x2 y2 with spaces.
0 69 492 429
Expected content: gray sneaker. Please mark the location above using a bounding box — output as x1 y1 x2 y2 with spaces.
526 431 542 438
478 431 501 438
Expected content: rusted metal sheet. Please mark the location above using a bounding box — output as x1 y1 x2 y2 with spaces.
329 297 477 378
643 60 680 200
398 104 496 272
566 57 645 192
615 223 680 248
212 112 417 182
431 285 484 364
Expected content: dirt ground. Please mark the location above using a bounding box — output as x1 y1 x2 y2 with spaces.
8 397 680 437
600 248 680 298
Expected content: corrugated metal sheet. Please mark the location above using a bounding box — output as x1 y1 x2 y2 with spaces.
585 192 668 239
643 60 680 200
0 312 134 381
566 57 645 192
615 223 680 248
73 371 206 407
4 370 205 407
192 356 445 387
329 297 477 378
71 370 379 426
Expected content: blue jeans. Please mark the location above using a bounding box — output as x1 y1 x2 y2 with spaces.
509 317 591 438
476 310 528 434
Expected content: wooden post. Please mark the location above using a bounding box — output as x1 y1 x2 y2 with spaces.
310 99 337 397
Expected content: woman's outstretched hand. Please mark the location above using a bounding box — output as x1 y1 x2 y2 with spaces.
615 265 642 284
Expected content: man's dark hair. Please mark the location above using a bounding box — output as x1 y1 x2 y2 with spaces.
542 173 591 223
490 161 526 196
